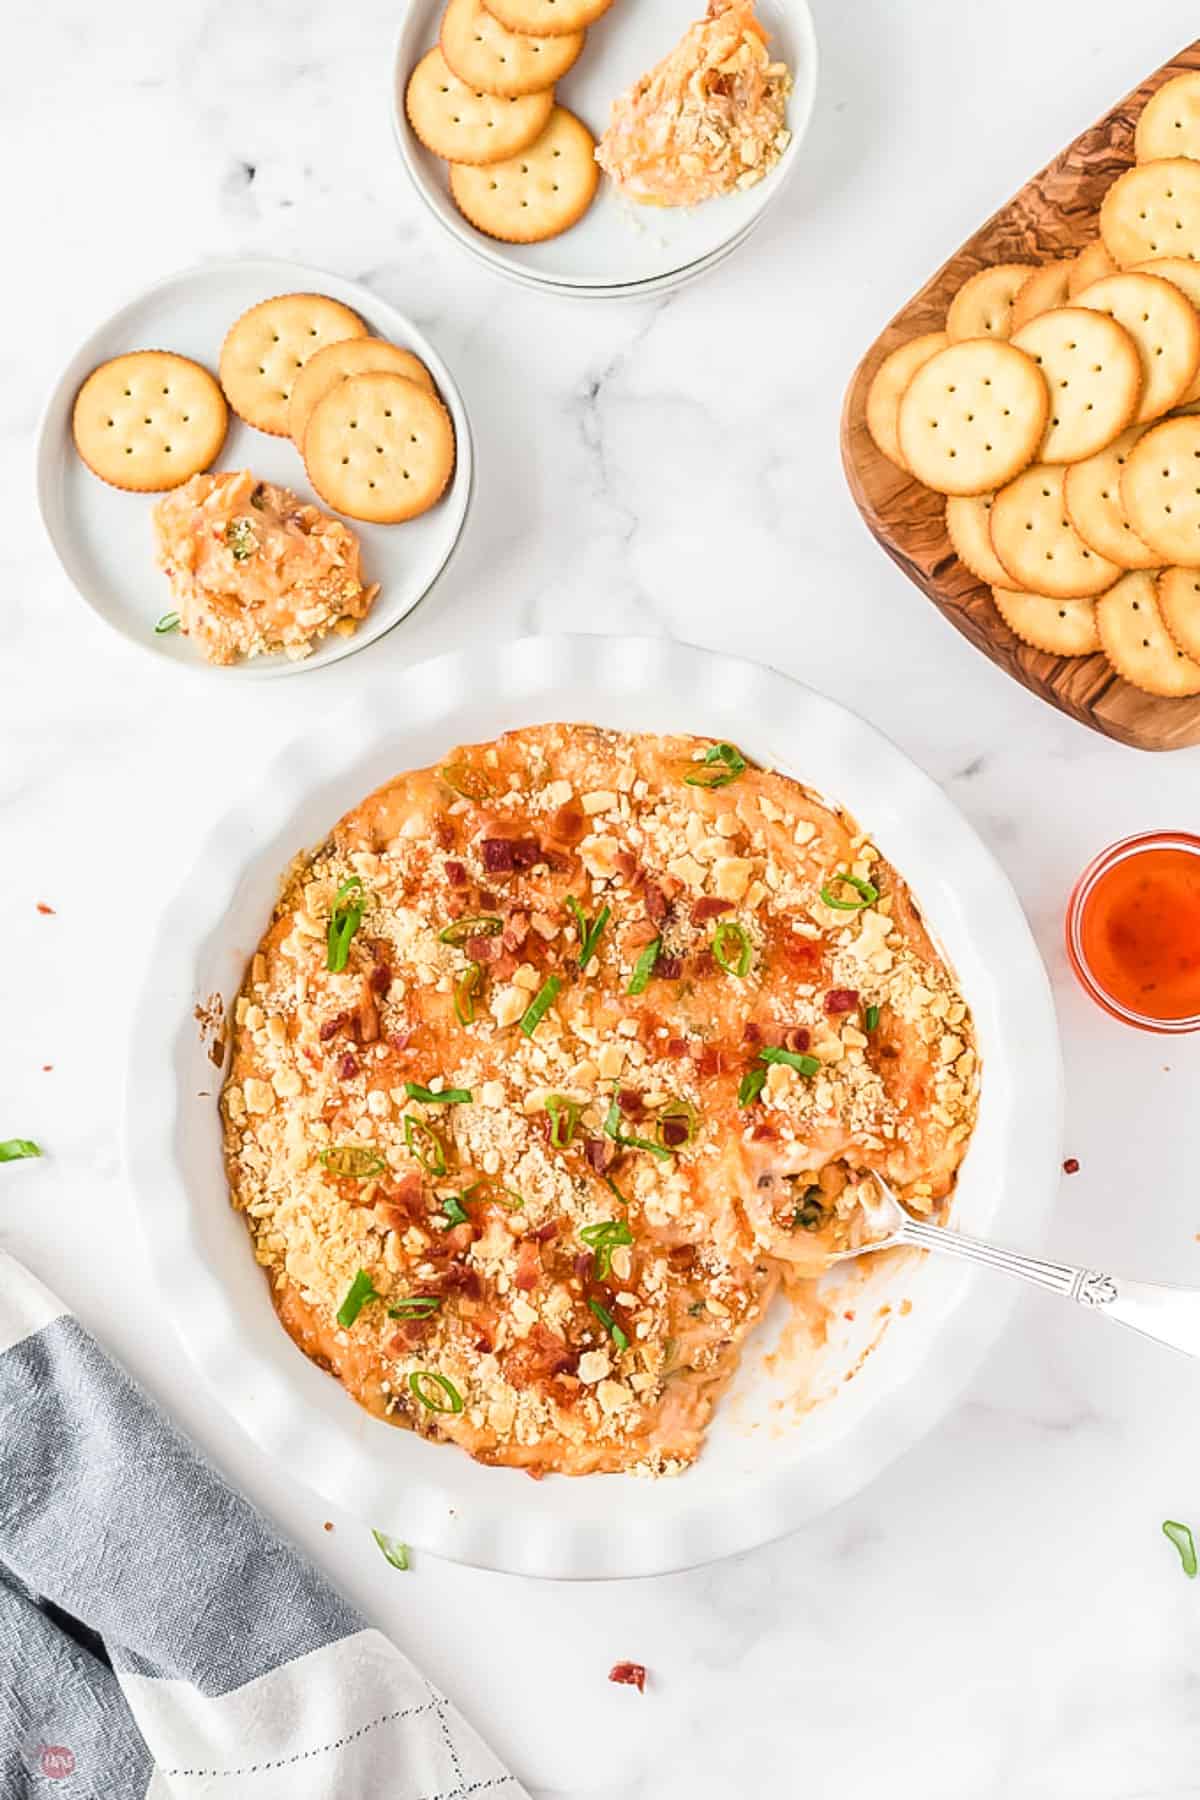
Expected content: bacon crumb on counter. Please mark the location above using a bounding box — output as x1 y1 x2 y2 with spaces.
609 1662 647 1693
1063 1157 1080 1175
36 903 55 916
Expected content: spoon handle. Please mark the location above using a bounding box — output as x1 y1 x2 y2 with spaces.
897 1218 1200 1358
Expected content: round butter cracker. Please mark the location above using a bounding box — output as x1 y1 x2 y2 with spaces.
304 370 456 524
71 350 227 492
450 106 598 243
1075 270 1200 423
1121 415 1200 564
989 463 1121 597
289 338 434 451
482 0 613 34
865 332 949 472
1096 567 1200 695
1135 72 1200 166
945 264 1036 343
945 494 1014 588
991 585 1101 657
896 339 1048 497
1010 306 1141 464
405 46 554 163
1158 565 1200 661
1010 261 1073 333
1132 257 1200 404
1062 426 1159 570
1100 158 1200 267
441 0 583 98
220 293 367 436
1067 240 1116 298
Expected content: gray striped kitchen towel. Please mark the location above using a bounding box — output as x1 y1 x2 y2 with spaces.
0 1249 527 1800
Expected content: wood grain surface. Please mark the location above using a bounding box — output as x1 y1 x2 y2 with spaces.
841 40 1200 751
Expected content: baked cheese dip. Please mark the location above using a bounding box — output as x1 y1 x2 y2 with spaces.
221 726 978 1478
153 469 379 664
596 0 792 208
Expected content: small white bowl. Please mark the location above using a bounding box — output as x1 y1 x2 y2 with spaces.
391 0 818 299
36 258 474 678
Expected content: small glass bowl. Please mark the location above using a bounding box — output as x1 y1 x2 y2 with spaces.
1065 830 1200 1035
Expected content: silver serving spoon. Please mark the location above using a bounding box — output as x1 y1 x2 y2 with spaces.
834 1175 1200 1358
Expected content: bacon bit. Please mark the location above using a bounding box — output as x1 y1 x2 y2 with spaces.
336 1053 359 1080
824 988 859 1015
655 955 683 980
608 1662 646 1693
1063 1157 1080 1175
742 1020 763 1046
480 838 517 873
41 1064 53 1072
585 1136 616 1173
387 1320 434 1354
357 988 380 1045
388 1030 412 1053
751 1121 779 1141
444 1221 477 1255
434 819 455 850
784 1026 811 1053
618 1088 644 1117
369 964 392 998
692 896 733 923
36 902 55 916
660 1115 689 1149
779 936 823 975
693 1045 727 1078
434 1262 483 1299
504 1322 575 1386
624 917 659 949
513 837 542 869
612 849 639 882
444 858 467 887
665 1036 688 1058
573 1250 594 1283
690 949 717 978
843 1309 856 1322
502 910 530 952
548 802 585 843
531 1219 559 1244
319 1014 347 1043
514 1239 542 1291
644 883 669 924
323 1521 334 1532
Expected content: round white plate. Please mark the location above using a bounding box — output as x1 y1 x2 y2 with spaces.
125 636 1062 1578
391 0 818 297
35 258 474 678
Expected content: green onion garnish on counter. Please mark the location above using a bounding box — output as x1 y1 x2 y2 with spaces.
712 920 752 977
626 938 660 996
404 1082 472 1105
320 1144 387 1179
1164 1519 1198 1578
337 1269 381 1329
758 1046 820 1077
0 1139 41 1163
519 975 561 1038
404 1115 446 1176
326 876 365 973
372 1529 410 1570
409 1370 464 1413
439 916 502 946
154 611 181 635
589 1298 629 1353
545 1094 581 1149
684 742 747 789
580 1219 633 1280
820 871 879 911
387 1296 442 1319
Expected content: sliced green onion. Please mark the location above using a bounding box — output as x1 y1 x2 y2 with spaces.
372 1529 410 1571
409 1370 464 1413
463 1178 523 1211
601 1084 672 1160
439 916 502 946
820 870 879 911
1164 1519 1198 1578
712 920 752 977
327 876 365 973
626 938 660 996
738 1067 767 1108
454 963 482 1027
655 1097 698 1149
387 1295 442 1318
589 1298 629 1353
545 1093 581 1149
603 1174 630 1208
0 1138 41 1162
580 1219 633 1280
865 1004 880 1033
320 1144 387 1180
603 1086 623 1141
619 1132 672 1162
337 1269 381 1329
439 762 492 802
404 1082 472 1105
154 610 181 635
758 1046 820 1078
567 897 611 969
684 742 747 790
404 1115 446 1176
439 1196 469 1229
519 974 561 1038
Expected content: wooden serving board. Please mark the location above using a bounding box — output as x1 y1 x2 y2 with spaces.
841 40 1200 752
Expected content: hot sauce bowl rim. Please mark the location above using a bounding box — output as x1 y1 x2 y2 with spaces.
1065 830 1200 1036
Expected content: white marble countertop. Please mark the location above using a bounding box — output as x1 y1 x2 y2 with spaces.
8 0 1200 1793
